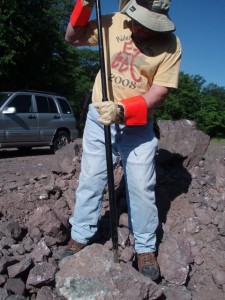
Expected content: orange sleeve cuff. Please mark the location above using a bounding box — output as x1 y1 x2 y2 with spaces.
70 0 93 27
120 95 148 126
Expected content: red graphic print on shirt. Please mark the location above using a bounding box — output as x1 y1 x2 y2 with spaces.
111 40 141 83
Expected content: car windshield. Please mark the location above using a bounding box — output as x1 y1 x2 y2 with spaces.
0 92 12 108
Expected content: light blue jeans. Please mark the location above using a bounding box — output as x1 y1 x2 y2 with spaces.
69 104 158 253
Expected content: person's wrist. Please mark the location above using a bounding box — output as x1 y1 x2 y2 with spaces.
116 104 125 124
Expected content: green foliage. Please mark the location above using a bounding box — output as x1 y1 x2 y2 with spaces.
155 72 203 120
66 48 99 133
0 0 73 91
195 84 225 137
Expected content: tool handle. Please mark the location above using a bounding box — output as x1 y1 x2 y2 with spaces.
95 0 119 263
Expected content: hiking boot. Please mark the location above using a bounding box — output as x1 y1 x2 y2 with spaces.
137 252 160 281
60 239 86 260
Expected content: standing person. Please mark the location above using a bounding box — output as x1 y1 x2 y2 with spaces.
63 0 182 281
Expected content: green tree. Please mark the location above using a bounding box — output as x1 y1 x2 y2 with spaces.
196 83 225 137
0 0 75 92
155 72 204 121
67 48 99 132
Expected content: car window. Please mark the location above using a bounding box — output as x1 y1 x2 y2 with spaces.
57 98 72 114
9 95 32 113
36 96 58 113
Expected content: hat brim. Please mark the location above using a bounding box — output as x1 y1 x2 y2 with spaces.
121 0 175 32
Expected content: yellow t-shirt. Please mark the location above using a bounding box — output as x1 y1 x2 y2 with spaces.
78 13 182 105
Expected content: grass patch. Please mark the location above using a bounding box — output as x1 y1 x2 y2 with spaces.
210 138 225 146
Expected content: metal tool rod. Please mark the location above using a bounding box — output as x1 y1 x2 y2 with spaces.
95 0 119 263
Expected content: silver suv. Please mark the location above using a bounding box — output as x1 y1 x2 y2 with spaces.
0 90 79 153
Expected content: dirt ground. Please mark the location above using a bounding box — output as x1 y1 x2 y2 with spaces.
0 141 224 216
0 140 225 300
0 141 223 202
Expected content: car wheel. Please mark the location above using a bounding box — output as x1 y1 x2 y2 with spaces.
50 130 70 153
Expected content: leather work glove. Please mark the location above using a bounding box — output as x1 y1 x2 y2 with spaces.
94 101 124 126
95 96 148 126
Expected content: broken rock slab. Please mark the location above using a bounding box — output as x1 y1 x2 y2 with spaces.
56 243 162 300
158 234 193 285
157 119 210 169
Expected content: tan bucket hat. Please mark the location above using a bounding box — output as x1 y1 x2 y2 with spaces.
121 0 175 32
119 0 131 11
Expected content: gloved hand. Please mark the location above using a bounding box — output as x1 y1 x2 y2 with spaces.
94 96 148 126
94 101 124 126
